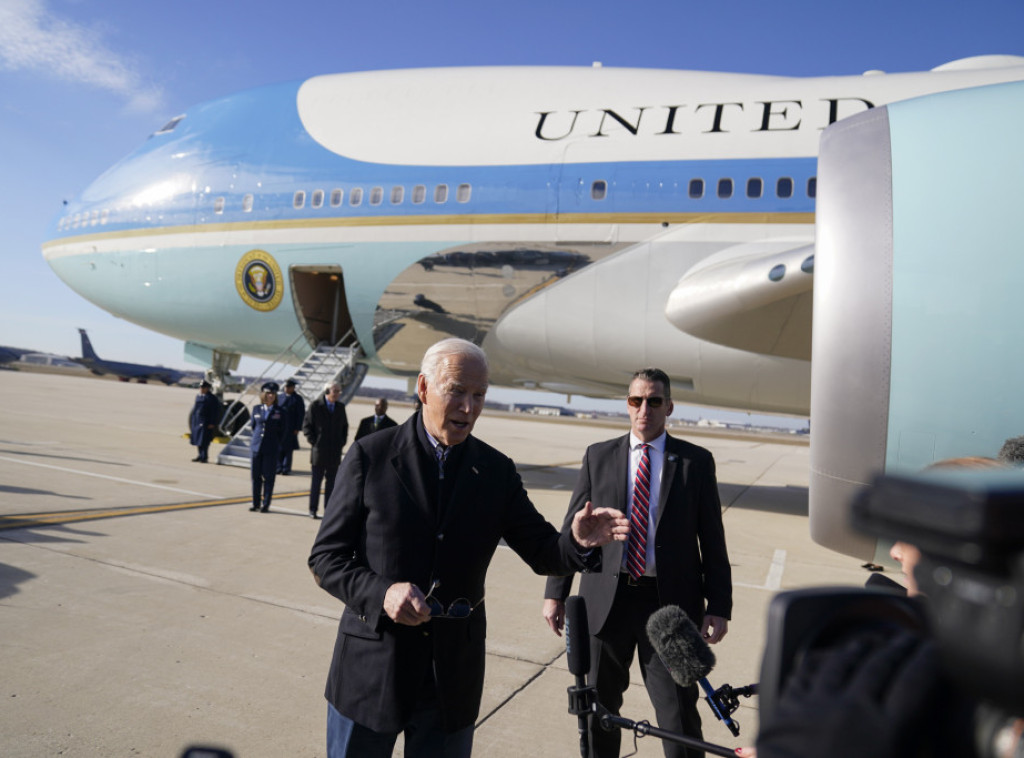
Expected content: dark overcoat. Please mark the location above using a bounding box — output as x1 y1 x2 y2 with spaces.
189 392 220 447
302 395 349 467
308 413 594 733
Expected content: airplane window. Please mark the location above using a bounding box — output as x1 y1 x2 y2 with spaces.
592 180 607 200
434 184 449 203
101 209 109 224
801 255 815 274
294 191 306 209
747 178 763 198
391 186 404 204
456 184 471 203
330 189 343 207
717 178 733 199
90 210 99 225
688 179 704 199
214 198 225 215
807 177 817 198
776 177 793 198
312 190 325 208
412 185 426 204
769 264 786 282
370 187 383 205
242 194 254 212
350 188 363 206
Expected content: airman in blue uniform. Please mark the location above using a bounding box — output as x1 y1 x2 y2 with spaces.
250 382 288 512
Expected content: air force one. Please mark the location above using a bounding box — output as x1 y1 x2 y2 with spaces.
73 328 188 384
42 57 1024 556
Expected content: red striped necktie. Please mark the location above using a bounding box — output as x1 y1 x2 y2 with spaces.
627 443 651 580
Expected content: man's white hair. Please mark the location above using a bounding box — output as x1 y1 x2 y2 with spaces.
324 382 340 394
420 338 488 386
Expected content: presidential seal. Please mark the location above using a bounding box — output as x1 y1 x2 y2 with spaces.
235 250 284 311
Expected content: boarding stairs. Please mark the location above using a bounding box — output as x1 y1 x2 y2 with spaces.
216 330 368 468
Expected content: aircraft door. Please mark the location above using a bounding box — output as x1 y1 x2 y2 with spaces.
290 267 355 347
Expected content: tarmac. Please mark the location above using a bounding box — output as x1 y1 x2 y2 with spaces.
0 369 874 757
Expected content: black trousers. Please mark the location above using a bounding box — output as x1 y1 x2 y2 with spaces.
589 580 703 758
309 464 339 514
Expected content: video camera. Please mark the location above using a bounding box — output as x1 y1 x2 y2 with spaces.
759 469 1024 756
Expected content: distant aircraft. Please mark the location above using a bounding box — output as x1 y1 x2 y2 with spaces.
41 56 1024 414
73 328 186 385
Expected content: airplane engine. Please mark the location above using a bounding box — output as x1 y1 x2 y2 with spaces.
809 80 1024 560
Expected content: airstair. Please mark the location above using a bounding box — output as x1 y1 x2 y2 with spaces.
216 330 367 468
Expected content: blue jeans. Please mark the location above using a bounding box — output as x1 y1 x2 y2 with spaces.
327 701 474 758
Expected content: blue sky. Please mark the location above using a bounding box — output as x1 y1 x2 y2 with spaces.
2 0 1022 423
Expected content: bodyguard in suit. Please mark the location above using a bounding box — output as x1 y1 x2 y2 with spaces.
353 397 398 441
189 380 220 462
543 368 732 758
302 382 349 519
277 378 305 474
308 338 631 758
249 382 288 512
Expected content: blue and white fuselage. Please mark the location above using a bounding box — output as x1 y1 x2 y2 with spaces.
42 58 1024 413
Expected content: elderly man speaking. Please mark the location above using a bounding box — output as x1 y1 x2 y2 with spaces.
309 337 629 757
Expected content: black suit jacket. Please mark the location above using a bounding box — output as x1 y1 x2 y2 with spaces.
354 413 398 440
545 433 732 635
309 413 594 733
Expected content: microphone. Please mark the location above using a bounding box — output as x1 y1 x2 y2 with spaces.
645 605 715 687
564 596 591 758
647 605 743 736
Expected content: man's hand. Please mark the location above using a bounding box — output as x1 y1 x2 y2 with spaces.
542 598 565 636
701 614 729 644
383 582 432 626
571 501 629 548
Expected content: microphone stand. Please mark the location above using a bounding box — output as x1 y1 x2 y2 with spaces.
568 682 737 758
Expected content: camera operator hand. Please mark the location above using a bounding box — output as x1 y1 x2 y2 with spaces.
757 631 940 758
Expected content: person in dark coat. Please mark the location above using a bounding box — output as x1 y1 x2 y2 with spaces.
189 380 221 463
250 382 288 512
354 397 398 441
277 379 305 475
308 337 630 758
302 382 349 519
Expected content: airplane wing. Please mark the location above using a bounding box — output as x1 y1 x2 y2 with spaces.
664 241 814 360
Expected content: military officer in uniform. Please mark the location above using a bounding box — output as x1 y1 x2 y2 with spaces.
189 379 221 462
250 382 288 512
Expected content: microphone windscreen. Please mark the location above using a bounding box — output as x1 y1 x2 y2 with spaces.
565 595 590 676
646 605 716 687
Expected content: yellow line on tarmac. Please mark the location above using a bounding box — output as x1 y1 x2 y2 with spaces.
0 491 310 531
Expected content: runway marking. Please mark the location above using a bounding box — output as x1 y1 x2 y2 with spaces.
0 454 223 498
0 491 310 530
734 548 787 591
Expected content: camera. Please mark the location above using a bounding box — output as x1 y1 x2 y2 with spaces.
759 469 1024 757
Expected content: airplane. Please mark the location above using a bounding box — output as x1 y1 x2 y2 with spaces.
73 328 188 385
40 57 1024 504
808 78 1024 561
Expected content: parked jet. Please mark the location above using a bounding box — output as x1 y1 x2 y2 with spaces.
42 57 1024 416
73 328 186 385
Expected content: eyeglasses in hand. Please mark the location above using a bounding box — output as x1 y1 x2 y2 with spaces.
424 579 484 619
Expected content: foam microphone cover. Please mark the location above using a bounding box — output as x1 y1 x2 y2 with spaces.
565 595 591 676
646 605 716 687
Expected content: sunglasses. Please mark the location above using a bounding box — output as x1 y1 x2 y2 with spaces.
424 579 483 619
627 395 665 408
